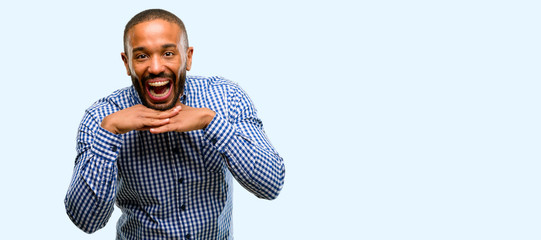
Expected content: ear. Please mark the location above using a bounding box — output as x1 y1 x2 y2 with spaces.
121 52 131 76
185 47 194 71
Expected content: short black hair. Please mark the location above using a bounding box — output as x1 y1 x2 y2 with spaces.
123 9 189 55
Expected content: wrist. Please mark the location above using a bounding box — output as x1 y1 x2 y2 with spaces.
101 115 120 134
203 108 216 129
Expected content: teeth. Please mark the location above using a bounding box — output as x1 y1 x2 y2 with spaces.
148 80 169 87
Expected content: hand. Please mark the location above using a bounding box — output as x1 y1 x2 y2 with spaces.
149 103 216 134
101 104 182 134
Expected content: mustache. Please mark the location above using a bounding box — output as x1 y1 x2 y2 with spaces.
142 72 175 82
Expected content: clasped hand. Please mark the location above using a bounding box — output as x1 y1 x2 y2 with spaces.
101 103 216 134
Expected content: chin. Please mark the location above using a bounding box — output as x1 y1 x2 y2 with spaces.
144 98 178 111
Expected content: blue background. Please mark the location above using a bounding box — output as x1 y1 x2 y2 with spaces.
0 0 539 239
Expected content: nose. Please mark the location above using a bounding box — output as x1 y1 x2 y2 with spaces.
148 56 165 74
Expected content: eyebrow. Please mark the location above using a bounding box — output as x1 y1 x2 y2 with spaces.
132 44 178 53
162 44 177 49
132 46 146 52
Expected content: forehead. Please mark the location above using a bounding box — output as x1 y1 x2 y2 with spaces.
127 19 182 49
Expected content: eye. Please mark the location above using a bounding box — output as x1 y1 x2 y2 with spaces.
164 51 174 57
135 54 148 59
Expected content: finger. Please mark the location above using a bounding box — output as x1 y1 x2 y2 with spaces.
141 118 171 128
149 124 173 134
166 105 182 116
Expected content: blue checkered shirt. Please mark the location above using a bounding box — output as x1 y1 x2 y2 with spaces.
65 76 285 239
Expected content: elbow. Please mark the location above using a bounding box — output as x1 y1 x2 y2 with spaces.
258 166 285 200
65 205 101 234
66 209 105 234
81 225 102 234
255 188 281 200
65 209 99 234
260 190 281 200
77 221 101 234
64 197 107 234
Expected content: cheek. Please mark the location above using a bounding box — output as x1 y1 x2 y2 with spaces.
130 64 145 79
177 59 186 74
174 54 186 71
164 62 184 78
130 68 138 78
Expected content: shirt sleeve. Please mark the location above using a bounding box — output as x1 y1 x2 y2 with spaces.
64 109 122 233
202 86 285 200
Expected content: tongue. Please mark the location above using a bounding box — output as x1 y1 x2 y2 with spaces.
152 85 168 94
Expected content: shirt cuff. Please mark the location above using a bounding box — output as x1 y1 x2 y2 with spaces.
203 112 235 153
90 126 122 162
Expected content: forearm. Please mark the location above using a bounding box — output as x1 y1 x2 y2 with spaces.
65 118 122 233
64 155 117 233
224 136 285 199
204 114 285 199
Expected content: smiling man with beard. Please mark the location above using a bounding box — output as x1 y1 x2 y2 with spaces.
65 9 285 240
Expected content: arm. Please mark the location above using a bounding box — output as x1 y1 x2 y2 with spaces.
64 110 122 233
65 104 180 233
203 87 285 200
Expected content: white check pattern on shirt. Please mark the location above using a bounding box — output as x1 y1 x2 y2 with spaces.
65 76 285 240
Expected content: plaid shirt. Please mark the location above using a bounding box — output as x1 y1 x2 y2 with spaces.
65 76 285 239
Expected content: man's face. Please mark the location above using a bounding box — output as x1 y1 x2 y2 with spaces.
122 19 193 110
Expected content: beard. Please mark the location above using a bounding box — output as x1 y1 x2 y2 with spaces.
131 68 186 111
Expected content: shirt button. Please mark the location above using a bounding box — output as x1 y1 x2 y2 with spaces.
172 147 179 155
185 233 191 239
178 178 184 184
210 138 217 145
111 145 117 152
180 204 186 211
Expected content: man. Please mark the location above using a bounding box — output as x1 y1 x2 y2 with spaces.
65 9 285 239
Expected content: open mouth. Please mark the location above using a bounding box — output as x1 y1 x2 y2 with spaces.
145 79 173 102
